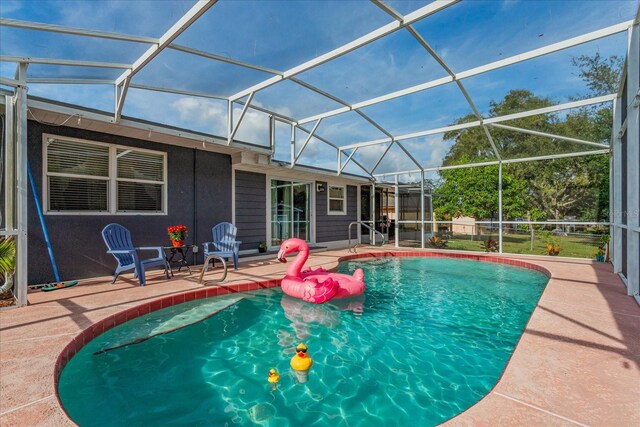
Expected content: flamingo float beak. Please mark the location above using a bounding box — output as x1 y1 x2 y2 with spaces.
277 250 287 263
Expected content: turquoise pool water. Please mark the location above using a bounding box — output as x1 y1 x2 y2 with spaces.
58 258 548 426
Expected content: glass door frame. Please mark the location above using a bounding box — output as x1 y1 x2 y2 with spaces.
266 176 315 251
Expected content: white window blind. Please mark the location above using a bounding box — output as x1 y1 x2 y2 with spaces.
47 139 109 212
45 135 166 214
116 149 164 213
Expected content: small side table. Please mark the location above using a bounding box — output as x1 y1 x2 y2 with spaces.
163 245 195 275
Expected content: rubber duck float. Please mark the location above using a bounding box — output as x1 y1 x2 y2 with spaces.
290 343 313 383
277 238 365 304
267 368 280 390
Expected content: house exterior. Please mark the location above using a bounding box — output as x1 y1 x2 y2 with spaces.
451 216 477 235
12 102 367 285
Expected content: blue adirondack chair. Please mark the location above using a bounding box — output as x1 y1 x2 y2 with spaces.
102 223 170 286
203 222 241 272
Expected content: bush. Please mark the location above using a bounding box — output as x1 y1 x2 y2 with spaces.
545 242 561 256
480 239 499 252
0 237 16 281
428 236 448 249
594 234 609 262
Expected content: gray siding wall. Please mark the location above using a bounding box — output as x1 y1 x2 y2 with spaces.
315 183 357 243
26 121 232 284
235 171 267 250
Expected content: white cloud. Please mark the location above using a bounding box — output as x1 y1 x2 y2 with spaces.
315 113 387 146
171 97 227 135
168 97 271 146
402 135 452 168
232 109 270 145
296 137 338 171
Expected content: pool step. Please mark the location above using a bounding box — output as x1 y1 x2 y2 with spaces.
93 296 244 355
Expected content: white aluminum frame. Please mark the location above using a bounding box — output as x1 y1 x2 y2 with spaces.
229 0 460 101
113 0 218 121
1 4 630 180
0 55 131 69
228 92 255 144
488 123 609 149
612 98 623 275
0 17 159 44
340 95 616 152
296 21 633 125
2 95 17 306
292 118 322 167
620 19 640 301
0 77 20 87
373 148 610 177
15 63 28 306
26 78 115 85
498 162 503 253
1 1 638 304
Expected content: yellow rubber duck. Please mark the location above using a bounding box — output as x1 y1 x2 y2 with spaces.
267 368 280 390
290 343 313 383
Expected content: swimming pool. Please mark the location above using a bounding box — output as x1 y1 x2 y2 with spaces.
58 257 548 426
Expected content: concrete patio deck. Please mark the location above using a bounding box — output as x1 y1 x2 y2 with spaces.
1 246 638 426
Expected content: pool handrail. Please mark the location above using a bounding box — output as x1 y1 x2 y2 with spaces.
199 254 228 284
348 221 386 253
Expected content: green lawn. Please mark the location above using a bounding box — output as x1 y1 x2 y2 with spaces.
444 232 602 258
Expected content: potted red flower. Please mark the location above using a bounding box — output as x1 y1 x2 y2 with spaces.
167 225 188 247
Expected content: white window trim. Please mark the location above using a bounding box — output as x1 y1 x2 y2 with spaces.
42 133 168 215
327 184 347 216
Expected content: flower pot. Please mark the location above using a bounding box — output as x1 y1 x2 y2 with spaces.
171 239 184 248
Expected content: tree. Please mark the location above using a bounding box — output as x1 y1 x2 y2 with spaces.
439 89 581 221
434 160 530 222
442 90 556 166
434 163 499 220
571 53 623 96
435 50 620 223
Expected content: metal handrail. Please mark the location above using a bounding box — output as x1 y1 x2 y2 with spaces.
199 254 228 284
348 221 386 253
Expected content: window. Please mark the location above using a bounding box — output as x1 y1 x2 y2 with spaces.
44 135 166 214
328 185 346 215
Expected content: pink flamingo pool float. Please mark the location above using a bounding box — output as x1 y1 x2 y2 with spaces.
277 238 365 304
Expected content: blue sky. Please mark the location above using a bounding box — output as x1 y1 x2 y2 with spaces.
1 0 637 175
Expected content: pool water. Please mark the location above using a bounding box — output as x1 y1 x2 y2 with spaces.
58 258 548 426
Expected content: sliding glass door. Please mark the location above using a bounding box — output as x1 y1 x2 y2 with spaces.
270 180 310 246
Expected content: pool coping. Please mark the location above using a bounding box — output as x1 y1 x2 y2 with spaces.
52 251 553 425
